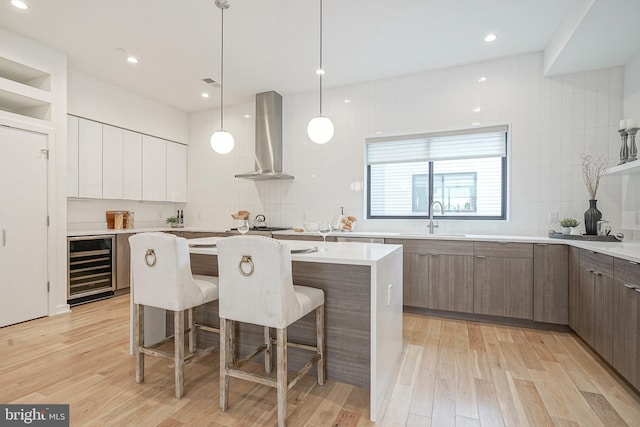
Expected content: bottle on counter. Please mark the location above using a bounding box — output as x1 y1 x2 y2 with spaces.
126 211 135 229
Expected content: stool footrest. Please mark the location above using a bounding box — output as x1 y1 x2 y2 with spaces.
195 323 220 334
226 368 277 388
233 344 268 370
287 354 320 390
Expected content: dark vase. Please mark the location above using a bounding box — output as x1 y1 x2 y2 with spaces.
584 199 602 235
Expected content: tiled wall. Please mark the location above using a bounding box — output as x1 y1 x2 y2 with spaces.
188 52 630 236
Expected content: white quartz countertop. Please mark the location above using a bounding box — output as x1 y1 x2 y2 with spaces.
187 237 403 266
67 227 640 264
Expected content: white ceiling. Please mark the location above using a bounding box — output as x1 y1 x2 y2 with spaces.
0 0 638 113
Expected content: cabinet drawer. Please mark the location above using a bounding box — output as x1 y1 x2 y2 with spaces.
614 258 640 285
580 250 613 277
386 239 473 255
473 242 532 259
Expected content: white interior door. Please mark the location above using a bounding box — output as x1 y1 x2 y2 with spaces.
0 125 49 327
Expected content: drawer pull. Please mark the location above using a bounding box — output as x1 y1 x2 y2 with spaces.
594 271 602 276
536 243 548 246
624 283 638 290
635 288 640 294
476 255 486 259
630 261 639 265
430 254 439 257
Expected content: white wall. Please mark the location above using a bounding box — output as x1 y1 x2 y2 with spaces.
67 69 190 231
187 52 628 237
0 26 69 316
621 52 640 239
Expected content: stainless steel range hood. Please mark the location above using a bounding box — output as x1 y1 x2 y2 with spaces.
235 91 294 180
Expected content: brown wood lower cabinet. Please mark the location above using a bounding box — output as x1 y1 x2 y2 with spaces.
577 250 614 364
386 239 473 310
613 258 640 390
533 243 568 324
473 242 533 320
115 233 134 291
428 253 474 313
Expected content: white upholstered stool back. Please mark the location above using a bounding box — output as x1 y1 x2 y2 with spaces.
130 232 218 311
216 235 325 426
129 232 219 399
216 235 311 329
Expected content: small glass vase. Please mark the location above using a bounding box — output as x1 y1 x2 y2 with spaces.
584 199 602 235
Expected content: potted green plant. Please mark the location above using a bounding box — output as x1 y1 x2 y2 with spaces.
165 216 180 228
559 218 579 235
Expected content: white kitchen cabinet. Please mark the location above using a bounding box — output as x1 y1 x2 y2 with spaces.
142 135 167 201
0 125 49 327
123 130 142 200
102 124 124 199
67 115 79 197
166 142 187 202
78 118 103 198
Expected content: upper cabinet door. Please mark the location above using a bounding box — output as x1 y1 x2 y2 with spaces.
67 115 79 197
166 142 187 202
142 135 167 201
102 124 124 199
123 130 143 200
78 118 103 198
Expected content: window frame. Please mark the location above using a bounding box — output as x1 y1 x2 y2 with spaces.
365 127 508 221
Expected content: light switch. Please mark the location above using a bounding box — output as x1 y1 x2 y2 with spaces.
548 211 559 222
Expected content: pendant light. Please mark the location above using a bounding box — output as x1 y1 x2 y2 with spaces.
307 0 334 144
210 0 235 154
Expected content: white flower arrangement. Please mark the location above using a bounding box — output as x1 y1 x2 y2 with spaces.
581 154 608 199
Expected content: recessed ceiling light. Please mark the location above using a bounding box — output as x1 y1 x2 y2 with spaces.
344 99 351 104
201 93 210 98
484 34 497 42
473 107 481 113
11 0 28 9
244 114 251 119
126 56 138 64
478 76 487 83
316 68 325 76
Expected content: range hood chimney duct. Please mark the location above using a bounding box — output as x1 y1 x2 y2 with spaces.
235 91 294 180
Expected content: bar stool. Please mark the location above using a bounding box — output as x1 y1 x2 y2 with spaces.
129 232 219 398
216 235 325 427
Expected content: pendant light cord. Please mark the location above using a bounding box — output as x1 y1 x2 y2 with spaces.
319 0 323 116
220 7 225 129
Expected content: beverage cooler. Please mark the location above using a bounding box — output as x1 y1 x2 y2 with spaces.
67 235 115 304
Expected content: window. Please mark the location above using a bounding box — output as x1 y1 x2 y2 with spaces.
366 125 507 220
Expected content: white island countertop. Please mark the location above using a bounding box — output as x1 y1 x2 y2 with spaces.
187 236 403 266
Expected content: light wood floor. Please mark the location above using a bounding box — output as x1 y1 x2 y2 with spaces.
1 295 639 426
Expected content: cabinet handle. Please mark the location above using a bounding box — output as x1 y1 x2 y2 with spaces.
536 243 547 246
594 271 602 276
1 228 5 247
430 254 439 257
635 288 640 294
476 255 486 259
418 253 428 257
624 283 638 290
585 268 594 273
630 261 639 265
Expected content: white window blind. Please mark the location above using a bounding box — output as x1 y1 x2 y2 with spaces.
366 125 508 164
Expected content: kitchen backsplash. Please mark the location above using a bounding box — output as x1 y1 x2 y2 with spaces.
67 199 182 232
187 51 637 237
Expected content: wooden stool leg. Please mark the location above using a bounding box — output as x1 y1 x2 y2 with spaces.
264 326 272 374
188 307 196 353
316 305 325 386
174 310 185 399
276 327 288 427
220 318 230 411
135 304 144 384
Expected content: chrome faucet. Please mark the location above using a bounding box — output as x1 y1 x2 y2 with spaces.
428 201 444 234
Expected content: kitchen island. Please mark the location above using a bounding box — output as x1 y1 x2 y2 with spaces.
131 238 403 422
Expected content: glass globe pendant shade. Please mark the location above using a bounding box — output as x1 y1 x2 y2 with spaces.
210 130 235 154
307 115 334 144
